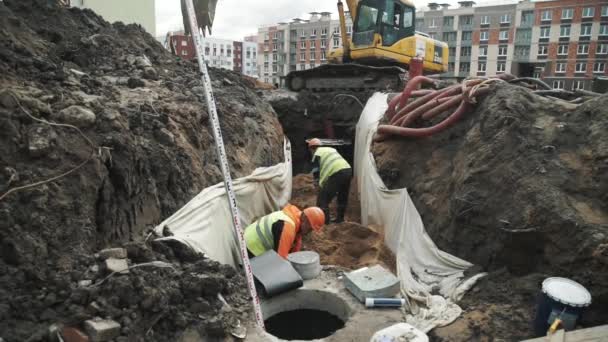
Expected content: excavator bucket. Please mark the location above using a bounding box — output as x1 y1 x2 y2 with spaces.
180 0 218 36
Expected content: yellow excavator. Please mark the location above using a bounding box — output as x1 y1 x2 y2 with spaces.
179 0 447 92
286 0 448 91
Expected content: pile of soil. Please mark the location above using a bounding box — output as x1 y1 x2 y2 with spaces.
372 84 608 340
303 222 396 272
0 0 283 340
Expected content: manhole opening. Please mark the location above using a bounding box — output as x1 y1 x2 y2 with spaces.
262 289 351 340
265 309 345 340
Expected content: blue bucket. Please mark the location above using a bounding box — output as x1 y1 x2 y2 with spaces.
533 277 592 337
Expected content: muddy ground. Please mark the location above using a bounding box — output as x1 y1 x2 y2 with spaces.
0 0 283 340
372 84 608 340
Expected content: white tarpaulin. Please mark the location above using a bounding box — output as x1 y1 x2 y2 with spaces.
355 93 485 332
154 139 293 267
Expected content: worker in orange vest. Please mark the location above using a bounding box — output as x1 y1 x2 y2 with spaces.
244 203 325 258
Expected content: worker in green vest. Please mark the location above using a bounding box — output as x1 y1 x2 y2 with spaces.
306 138 352 224
244 203 325 259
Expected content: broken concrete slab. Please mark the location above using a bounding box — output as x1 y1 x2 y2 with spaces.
98 248 127 260
343 265 400 303
54 105 96 128
104 258 129 274
61 326 90 342
84 318 120 342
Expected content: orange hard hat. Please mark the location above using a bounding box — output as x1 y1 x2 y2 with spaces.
306 138 321 148
303 207 325 232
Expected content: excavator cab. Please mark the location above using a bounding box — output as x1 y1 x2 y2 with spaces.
353 0 415 48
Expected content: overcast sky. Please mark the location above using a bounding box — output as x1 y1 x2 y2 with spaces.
156 0 454 40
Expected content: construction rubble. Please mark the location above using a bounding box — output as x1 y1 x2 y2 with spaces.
0 0 607 341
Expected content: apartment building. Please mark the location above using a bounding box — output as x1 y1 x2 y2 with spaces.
166 31 196 60
257 12 353 86
242 41 258 77
416 0 608 90
70 0 156 35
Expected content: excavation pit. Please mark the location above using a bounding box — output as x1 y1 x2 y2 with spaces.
262 288 351 340
265 309 345 340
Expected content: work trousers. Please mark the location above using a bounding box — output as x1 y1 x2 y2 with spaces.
317 168 352 223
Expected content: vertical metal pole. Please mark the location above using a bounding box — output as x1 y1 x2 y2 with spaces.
183 0 265 330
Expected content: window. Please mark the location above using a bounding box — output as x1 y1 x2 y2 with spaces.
598 43 608 54
273 54 278 62
300 30 306 37
443 32 456 41
321 40 326 48
448 62 455 72
264 54 269 62
311 29 317 37
594 63 606 73
479 46 488 56
500 14 511 23
516 29 532 41
561 8 573 19
575 62 587 73
310 51 316 60
205 47 210 55
346 25 352 34
522 11 534 25
321 28 328 36
443 16 454 27
273 43 277 51
333 26 340 34
449 47 456 57
227 49 232 57
497 62 506 72
480 31 489 41
558 44 568 55
300 52 305 61
601 24 608 36
459 62 470 72
541 10 552 21
460 15 473 26
603 6 608 17
582 7 595 17
460 46 471 56
429 33 436 39
573 80 585 90
560 25 570 37
333 37 340 47
538 45 548 55
555 63 566 73
580 24 592 37
540 27 550 38
498 45 507 56
515 46 530 57
213 47 217 56
181 40 188 47
578 44 589 54
480 15 490 25
300 41 306 49
461 31 472 41
429 18 437 28
181 50 188 56
311 40 316 48
478 62 486 72
321 50 326 60
500 30 509 40
553 80 564 89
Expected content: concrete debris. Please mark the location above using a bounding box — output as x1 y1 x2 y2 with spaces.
54 105 97 128
142 67 159 80
27 124 56 157
61 327 90 342
104 258 129 274
84 318 120 342
126 77 145 89
98 248 127 260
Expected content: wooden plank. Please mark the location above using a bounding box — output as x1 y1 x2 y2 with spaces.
522 325 608 342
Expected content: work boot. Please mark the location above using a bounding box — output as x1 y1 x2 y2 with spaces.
335 206 346 223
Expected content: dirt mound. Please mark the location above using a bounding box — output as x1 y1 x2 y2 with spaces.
303 222 395 272
373 84 608 339
0 0 283 340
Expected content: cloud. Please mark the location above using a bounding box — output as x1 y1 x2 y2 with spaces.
156 0 458 40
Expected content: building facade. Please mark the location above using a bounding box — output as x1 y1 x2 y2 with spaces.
242 41 258 77
257 12 353 86
70 0 156 35
164 33 259 77
416 0 608 90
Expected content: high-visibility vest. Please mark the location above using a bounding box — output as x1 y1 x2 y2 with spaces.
244 211 295 256
314 147 351 188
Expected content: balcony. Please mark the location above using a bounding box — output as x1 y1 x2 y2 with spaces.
515 37 532 45
448 55 455 62
459 55 471 62
448 40 457 47
441 71 455 77
460 40 472 47
443 25 456 31
520 21 533 28
459 24 473 31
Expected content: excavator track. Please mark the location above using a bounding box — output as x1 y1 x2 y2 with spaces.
286 64 406 92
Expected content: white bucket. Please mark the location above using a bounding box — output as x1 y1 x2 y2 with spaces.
287 251 321 280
